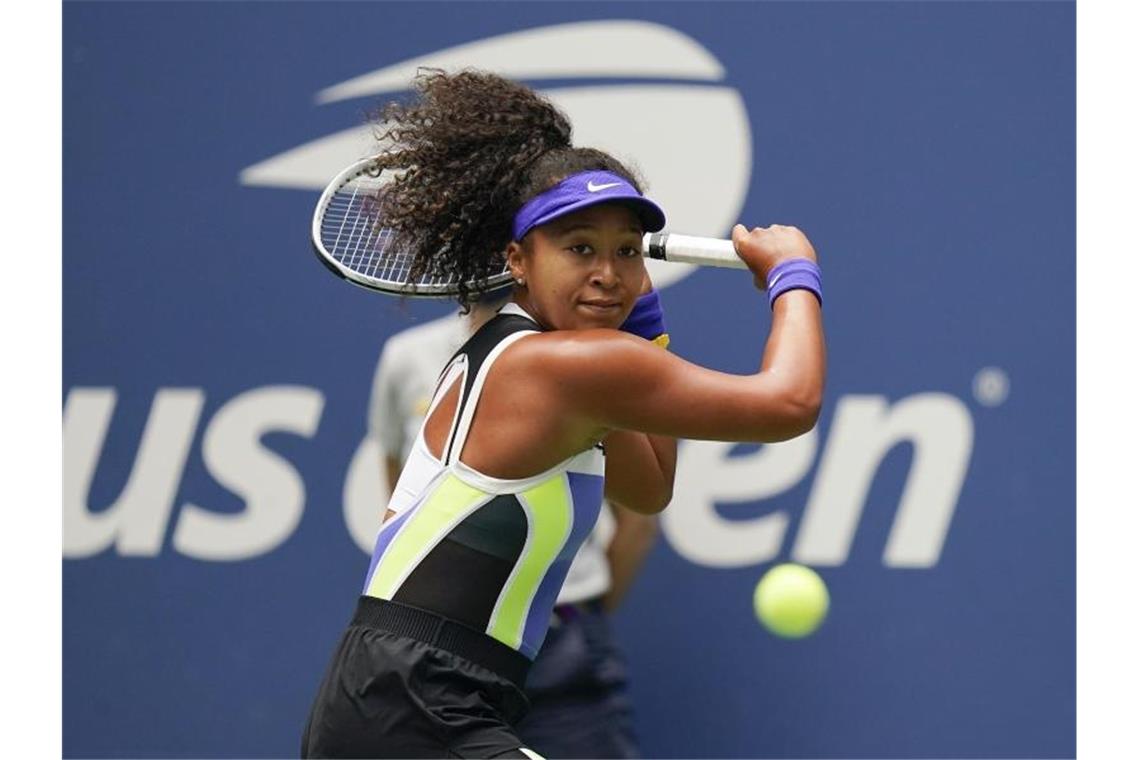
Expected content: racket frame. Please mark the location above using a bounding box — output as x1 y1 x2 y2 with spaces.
312 159 747 298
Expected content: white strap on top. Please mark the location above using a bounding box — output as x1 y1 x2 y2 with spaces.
443 321 538 467
427 353 467 465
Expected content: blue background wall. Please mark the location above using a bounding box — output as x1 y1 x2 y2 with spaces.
63 2 1074 757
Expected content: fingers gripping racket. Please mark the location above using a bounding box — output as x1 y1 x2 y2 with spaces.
311 158 747 297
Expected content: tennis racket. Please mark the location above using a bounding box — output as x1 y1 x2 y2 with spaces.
312 158 748 298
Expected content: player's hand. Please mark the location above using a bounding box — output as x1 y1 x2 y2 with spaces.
731 224 818 290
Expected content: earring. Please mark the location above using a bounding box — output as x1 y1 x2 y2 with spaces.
516 278 526 286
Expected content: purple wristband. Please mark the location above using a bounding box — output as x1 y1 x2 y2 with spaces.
620 289 668 342
766 259 823 309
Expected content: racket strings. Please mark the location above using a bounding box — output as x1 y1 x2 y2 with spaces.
323 177 469 289
318 168 512 295
322 177 417 286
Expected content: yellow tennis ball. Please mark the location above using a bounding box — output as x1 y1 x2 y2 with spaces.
753 563 830 638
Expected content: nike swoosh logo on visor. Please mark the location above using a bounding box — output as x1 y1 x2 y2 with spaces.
586 181 622 192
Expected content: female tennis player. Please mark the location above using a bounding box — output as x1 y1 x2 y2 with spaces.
302 70 825 759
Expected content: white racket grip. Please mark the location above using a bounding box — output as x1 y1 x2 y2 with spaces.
643 232 748 269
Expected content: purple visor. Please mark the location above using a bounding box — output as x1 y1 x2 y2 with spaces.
512 170 667 241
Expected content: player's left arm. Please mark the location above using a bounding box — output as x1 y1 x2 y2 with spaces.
603 430 676 513
604 274 678 513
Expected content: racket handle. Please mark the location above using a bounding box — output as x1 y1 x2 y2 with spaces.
643 232 748 270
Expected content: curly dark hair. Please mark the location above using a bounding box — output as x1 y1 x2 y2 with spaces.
368 69 645 306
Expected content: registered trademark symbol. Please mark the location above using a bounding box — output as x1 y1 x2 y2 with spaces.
972 367 1010 407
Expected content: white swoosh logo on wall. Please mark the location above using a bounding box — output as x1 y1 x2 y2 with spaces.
313 20 724 105
238 20 726 190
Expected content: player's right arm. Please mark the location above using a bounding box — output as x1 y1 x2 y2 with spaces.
546 224 825 444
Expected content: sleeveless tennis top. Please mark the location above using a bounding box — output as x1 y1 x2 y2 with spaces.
361 303 606 660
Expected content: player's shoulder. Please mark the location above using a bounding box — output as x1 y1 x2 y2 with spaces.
515 327 641 354
498 328 647 377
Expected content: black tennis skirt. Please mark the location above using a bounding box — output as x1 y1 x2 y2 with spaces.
301 597 540 759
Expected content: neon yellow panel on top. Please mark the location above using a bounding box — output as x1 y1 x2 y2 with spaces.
487 474 573 649
365 474 488 600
